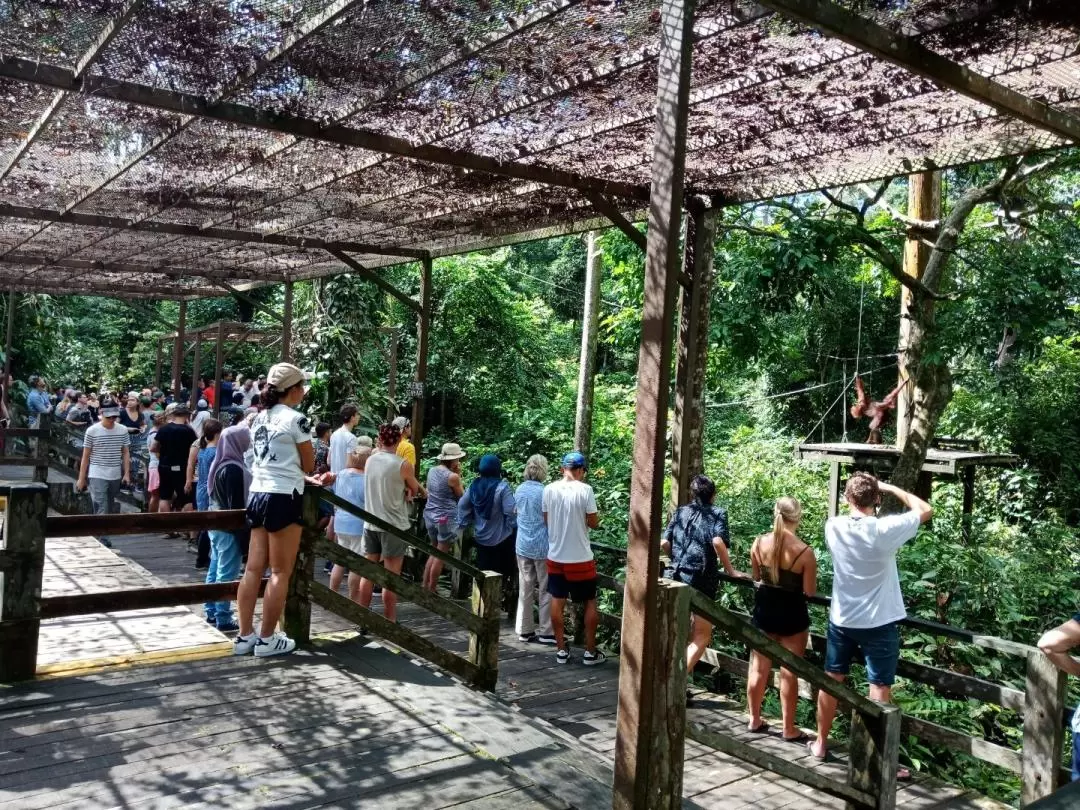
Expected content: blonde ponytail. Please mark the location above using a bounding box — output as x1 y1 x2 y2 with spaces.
770 497 803 583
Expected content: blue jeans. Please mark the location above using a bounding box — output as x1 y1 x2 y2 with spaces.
204 530 242 626
825 621 901 686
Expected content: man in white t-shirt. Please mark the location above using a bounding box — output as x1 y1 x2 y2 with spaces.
543 452 604 666
329 404 360 479
811 472 932 763
76 398 131 547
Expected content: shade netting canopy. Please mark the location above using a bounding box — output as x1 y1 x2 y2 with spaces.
0 0 1076 299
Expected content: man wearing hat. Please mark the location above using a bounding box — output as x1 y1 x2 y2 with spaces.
392 415 416 468
76 398 131 547
190 398 211 438
151 402 197 515
543 451 605 666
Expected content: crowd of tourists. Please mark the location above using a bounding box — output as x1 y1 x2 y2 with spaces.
21 362 1080 782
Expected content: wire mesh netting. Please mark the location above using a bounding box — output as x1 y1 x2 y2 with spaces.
0 0 1077 297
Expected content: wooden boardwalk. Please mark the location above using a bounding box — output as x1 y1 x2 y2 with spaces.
15 527 1011 809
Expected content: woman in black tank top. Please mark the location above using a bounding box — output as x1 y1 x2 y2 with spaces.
746 497 817 742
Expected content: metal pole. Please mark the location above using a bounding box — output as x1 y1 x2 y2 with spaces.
410 257 432 453
613 0 696 803
281 281 293 362
574 232 602 457
172 301 187 400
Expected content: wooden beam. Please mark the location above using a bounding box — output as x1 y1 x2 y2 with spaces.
328 249 422 313
0 251 299 285
45 509 246 537
670 207 716 507
212 321 225 418
0 484 48 682
39 578 265 620
582 192 647 252
411 256 432 452
1022 652 1067 805
2 291 14 414
189 331 201 409
0 55 650 203
759 0 1080 144
0 202 427 260
613 0 696 804
172 300 186 396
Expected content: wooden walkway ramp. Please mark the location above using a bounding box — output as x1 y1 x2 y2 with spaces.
17 527 1011 809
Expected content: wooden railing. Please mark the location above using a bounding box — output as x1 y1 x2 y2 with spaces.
0 427 49 482
0 482 503 692
586 549 1069 806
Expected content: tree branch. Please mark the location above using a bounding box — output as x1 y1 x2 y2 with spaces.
821 189 865 224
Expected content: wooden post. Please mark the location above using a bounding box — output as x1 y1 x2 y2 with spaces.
172 300 187 398
32 431 47 483
411 257 432 452
897 171 940 446
281 281 293 362
189 331 202 409
3 290 14 407
671 205 717 507
283 487 319 644
1021 651 1067 805
961 467 975 542
574 231 603 456
0 483 49 682
828 462 842 518
154 338 163 391
468 571 502 691
613 0 696 803
213 322 225 418
847 704 901 810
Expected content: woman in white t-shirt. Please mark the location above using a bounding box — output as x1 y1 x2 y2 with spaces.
235 363 315 658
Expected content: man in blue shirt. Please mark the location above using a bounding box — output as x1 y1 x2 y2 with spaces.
26 376 52 428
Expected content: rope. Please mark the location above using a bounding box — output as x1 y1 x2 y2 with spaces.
803 361 899 443
706 361 897 409
854 280 866 378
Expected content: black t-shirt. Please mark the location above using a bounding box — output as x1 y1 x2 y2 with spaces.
118 409 143 433
155 422 197 470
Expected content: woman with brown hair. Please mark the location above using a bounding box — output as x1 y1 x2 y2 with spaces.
746 497 817 741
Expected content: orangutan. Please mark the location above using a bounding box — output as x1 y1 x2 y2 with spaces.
850 375 907 444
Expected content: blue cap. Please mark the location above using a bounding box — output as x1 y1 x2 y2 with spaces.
561 451 588 470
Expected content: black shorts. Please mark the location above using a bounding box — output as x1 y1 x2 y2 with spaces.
546 560 598 602
246 491 303 534
664 566 719 601
158 468 189 507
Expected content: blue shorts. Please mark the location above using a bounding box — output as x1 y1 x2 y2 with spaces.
825 621 900 687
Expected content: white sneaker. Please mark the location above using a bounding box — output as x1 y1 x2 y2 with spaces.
233 634 258 656
253 632 296 658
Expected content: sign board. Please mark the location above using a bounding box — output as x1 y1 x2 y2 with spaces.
408 380 425 399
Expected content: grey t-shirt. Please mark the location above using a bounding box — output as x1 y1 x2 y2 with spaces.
364 450 410 531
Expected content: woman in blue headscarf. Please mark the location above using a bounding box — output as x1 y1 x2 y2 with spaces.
458 453 517 587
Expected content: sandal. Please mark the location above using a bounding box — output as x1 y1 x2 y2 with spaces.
747 721 770 733
806 740 835 762
783 732 811 744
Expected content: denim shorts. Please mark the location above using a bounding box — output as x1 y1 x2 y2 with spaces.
825 621 900 686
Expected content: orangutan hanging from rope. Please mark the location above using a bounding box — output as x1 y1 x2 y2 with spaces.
850 375 907 445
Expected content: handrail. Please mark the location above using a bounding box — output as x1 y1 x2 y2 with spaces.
45 510 247 537
317 487 487 581
688 590 885 718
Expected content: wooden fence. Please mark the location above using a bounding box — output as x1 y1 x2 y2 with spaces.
586 549 1069 807
0 482 502 691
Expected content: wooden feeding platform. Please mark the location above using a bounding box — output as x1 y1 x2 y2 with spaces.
796 441 1019 522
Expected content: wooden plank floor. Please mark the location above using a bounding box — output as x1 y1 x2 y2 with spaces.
37 536 230 674
0 640 596 810
92 532 1008 809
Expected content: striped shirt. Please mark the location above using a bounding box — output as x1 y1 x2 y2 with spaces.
84 422 130 480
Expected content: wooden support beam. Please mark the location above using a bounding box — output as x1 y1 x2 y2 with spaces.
329 249 422 314
411 257 432 452
189 331 201 409
613 0 696 804
212 321 225 418
0 55 650 203
172 300 187 396
45 510 246 537
284 488 319 644
3 290 15 419
574 232 602 456
758 0 1080 144
0 201 427 260
467 571 503 691
1022 652 1067 805
39 578 265 620
154 339 163 390
847 705 902 809
583 192 647 252
670 207 716 507
281 281 294 362
0 483 48 682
